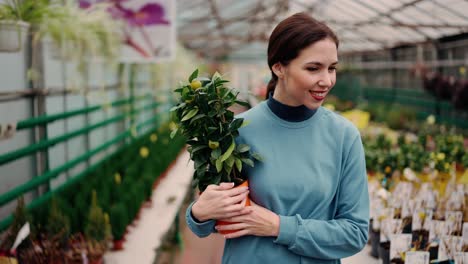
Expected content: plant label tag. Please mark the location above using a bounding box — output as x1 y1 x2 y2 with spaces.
429 220 449 243
454 252 468 264
390 233 412 261
405 251 429 264
439 236 463 261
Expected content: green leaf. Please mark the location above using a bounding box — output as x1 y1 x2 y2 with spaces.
241 158 254 167
181 108 199 121
213 174 222 185
188 69 199 83
235 100 250 107
169 103 186 112
241 120 251 128
252 152 263 161
189 114 205 124
211 148 222 159
212 71 222 80
182 87 190 97
220 140 235 162
237 144 250 153
170 128 178 139
225 156 235 169
191 145 208 154
235 158 242 172
230 118 243 131
216 159 223 172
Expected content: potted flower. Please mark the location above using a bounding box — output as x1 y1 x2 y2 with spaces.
170 69 261 231
0 0 50 52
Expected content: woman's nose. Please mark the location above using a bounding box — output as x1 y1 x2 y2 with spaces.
318 73 333 87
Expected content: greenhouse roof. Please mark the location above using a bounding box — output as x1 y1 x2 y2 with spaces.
176 0 468 60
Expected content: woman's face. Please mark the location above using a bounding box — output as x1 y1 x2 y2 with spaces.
273 38 338 110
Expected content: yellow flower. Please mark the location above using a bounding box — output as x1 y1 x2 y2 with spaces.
444 163 450 170
418 211 426 220
385 166 392 174
437 152 445 161
150 133 158 142
140 147 149 158
460 66 466 76
426 115 435 125
114 173 121 185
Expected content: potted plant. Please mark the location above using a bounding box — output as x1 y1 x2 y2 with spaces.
170 69 261 232
85 191 110 255
109 203 127 250
0 0 50 52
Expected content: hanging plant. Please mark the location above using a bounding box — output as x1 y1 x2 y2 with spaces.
0 0 50 52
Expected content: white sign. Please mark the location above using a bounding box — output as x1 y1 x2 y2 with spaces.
405 251 429 264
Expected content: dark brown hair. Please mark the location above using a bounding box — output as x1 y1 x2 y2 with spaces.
266 12 339 99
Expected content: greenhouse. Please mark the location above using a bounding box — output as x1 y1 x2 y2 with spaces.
0 0 467 263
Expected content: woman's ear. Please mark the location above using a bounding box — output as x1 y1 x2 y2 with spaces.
272 63 284 79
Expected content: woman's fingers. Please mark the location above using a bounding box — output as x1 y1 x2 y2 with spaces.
215 222 246 232
225 190 249 205
218 182 235 190
225 185 249 197
224 229 250 239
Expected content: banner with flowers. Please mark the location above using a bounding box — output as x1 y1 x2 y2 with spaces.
79 0 176 62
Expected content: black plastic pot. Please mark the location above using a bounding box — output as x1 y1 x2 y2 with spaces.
429 245 438 261
411 229 430 250
369 228 380 258
379 241 390 264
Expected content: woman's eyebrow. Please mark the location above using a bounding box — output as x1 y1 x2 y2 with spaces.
304 61 339 66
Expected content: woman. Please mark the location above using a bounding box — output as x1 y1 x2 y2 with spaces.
185 12 369 264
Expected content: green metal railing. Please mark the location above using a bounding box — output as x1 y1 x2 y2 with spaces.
0 110 159 207
15 96 146 130
0 100 156 166
0 113 159 231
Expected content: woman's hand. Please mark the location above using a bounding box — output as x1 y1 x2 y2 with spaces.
191 182 251 222
215 200 280 239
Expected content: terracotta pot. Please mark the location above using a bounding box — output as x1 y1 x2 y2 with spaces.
0 256 18 264
113 239 125 250
216 180 251 235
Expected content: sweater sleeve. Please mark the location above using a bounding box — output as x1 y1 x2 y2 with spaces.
273 135 370 259
185 201 217 238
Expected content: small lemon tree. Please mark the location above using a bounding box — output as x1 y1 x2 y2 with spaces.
171 69 261 192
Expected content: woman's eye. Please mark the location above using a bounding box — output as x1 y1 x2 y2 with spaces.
329 67 337 72
306 67 318 71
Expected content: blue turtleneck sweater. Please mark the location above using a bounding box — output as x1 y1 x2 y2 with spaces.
185 97 369 264
267 93 316 122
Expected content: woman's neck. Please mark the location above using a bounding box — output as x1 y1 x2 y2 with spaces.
267 92 316 122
